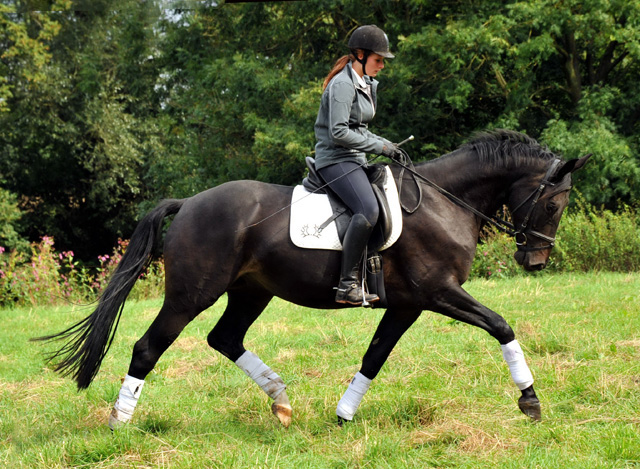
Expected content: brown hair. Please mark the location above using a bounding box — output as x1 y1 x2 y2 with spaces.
322 51 360 90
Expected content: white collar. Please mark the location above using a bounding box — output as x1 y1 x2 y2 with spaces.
354 71 367 88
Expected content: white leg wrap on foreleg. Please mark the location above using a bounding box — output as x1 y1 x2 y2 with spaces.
235 351 286 399
109 374 145 429
336 372 372 421
501 340 534 390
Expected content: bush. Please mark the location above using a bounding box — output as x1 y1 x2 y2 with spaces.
0 187 28 252
470 229 520 279
471 202 640 278
551 203 640 272
0 236 164 308
1 203 638 306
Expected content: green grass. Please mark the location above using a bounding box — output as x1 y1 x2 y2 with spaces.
1 272 640 468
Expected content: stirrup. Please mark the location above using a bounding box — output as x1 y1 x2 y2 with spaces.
335 282 379 306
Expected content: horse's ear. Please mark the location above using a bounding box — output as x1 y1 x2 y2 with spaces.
552 154 592 182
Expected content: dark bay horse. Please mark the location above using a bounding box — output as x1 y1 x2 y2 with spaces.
40 130 590 428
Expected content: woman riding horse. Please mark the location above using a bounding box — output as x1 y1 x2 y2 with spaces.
314 24 403 306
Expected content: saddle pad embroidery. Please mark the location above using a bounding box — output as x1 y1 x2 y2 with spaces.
290 166 403 251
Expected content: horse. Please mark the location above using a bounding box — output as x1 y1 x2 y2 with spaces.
38 129 590 429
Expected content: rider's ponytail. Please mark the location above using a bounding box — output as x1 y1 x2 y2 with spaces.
322 51 359 90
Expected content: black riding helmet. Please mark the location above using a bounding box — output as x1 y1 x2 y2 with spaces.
348 25 394 76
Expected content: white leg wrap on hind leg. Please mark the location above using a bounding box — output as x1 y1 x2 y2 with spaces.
336 372 372 421
235 351 286 399
109 375 145 428
501 340 534 390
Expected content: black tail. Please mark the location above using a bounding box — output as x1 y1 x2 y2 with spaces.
34 199 185 389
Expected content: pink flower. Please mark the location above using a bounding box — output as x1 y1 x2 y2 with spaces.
0 246 5 254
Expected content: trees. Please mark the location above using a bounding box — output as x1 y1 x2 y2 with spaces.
1 0 165 257
381 0 640 209
1 0 639 259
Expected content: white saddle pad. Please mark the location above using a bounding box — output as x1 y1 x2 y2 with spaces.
290 166 403 251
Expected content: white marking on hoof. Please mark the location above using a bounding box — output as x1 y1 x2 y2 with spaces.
272 402 293 427
108 406 131 430
271 390 292 427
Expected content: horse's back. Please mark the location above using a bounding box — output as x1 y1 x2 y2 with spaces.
169 180 292 232
163 180 294 266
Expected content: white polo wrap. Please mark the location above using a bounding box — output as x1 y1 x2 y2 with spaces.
336 372 372 421
501 340 534 390
113 374 145 423
235 351 286 399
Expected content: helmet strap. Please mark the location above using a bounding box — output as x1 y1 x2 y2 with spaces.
354 50 370 77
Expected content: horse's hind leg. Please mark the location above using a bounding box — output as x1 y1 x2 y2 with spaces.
207 287 292 427
336 307 422 423
109 297 211 429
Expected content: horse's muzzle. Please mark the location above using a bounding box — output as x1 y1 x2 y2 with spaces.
514 250 548 271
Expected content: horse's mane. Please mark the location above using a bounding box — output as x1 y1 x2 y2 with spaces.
461 129 557 167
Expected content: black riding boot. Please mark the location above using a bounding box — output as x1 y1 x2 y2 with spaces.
335 214 380 305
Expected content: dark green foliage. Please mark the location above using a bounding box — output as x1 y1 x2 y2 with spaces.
0 187 28 251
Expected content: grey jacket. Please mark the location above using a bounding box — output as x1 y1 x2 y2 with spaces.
314 62 390 170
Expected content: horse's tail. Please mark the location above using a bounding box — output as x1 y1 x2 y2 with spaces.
34 198 185 390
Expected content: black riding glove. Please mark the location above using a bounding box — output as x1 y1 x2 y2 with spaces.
381 143 403 162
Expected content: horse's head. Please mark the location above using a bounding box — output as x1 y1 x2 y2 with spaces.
510 154 591 271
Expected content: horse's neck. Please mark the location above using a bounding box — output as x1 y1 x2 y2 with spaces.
420 150 527 213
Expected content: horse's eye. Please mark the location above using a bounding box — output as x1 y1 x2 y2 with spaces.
545 201 558 214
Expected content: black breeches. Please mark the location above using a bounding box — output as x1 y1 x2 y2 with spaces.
318 161 379 226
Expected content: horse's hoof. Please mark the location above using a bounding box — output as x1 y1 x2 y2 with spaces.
271 402 292 428
518 397 541 421
337 416 350 426
108 407 129 430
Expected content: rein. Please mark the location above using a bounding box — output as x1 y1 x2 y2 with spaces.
240 139 566 253
393 150 566 252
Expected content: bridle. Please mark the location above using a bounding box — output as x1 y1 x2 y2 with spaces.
393 153 570 253
507 159 568 252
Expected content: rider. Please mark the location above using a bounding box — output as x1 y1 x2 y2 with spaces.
314 25 402 306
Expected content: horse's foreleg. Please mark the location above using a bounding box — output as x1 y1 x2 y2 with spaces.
337 308 421 423
432 285 541 420
207 289 292 426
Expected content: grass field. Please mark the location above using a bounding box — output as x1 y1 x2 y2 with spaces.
1 272 639 468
